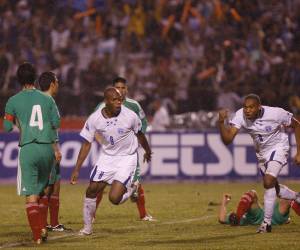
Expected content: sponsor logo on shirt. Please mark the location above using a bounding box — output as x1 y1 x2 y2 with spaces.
265 126 272 132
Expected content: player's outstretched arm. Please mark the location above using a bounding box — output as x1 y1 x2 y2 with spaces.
291 117 300 165
218 109 239 145
136 131 152 163
219 194 231 224
70 140 91 184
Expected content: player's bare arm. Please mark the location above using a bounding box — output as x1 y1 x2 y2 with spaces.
290 117 300 165
218 109 239 145
70 140 92 184
52 143 62 163
136 131 152 163
218 194 231 224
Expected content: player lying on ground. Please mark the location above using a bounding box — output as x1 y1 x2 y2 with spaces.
70 87 152 235
219 189 300 226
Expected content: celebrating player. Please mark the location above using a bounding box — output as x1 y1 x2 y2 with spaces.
93 77 154 222
38 71 70 232
70 87 152 235
3 62 60 244
218 189 300 226
218 93 300 233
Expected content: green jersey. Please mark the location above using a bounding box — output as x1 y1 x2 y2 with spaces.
225 202 289 226
4 89 60 146
95 97 148 133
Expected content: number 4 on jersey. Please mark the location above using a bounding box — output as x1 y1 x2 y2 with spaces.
29 105 43 130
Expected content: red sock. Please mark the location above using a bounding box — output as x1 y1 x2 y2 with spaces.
291 200 300 216
49 195 59 227
236 192 254 221
136 185 147 219
26 202 42 241
39 195 49 229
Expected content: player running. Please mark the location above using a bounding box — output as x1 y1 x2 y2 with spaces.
70 87 152 235
218 94 300 233
93 77 154 222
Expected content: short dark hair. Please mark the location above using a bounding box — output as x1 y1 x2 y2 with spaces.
38 71 56 91
17 62 37 86
113 76 126 85
244 93 261 104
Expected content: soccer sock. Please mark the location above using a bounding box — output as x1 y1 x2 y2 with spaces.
136 185 147 219
119 190 132 204
83 197 96 231
96 192 104 209
39 195 49 229
291 200 300 216
49 195 60 227
264 187 276 225
26 202 42 241
278 184 297 200
236 192 254 222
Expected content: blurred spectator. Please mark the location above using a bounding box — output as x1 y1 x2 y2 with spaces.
149 99 170 132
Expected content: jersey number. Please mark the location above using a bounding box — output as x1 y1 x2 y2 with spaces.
29 105 43 130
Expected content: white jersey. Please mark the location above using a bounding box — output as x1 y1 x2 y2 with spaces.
80 105 142 156
230 106 293 156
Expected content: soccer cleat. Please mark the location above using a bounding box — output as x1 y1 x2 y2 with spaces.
130 181 140 202
46 225 52 231
35 239 42 245
50 224 72 232
41 228 48 242
141 214 157 222
295 193 300 204
78 228 92 236
256 221 271 233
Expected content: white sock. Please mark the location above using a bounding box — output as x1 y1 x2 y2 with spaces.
278 184 297 200
264 187 276 225
119 189 132 204
83 197 96 231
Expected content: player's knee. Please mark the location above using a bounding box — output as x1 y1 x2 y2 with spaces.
109 194 121 205
86 185 99 198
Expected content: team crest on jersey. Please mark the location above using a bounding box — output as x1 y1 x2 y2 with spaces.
118 128 124 134
265 126 272 132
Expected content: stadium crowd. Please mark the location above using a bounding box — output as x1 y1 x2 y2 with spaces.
0 0 300 118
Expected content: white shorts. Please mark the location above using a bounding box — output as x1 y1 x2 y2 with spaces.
257 149 288 177
90 153 137 189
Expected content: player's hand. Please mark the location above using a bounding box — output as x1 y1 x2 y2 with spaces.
293 152 300 166
54 150 62 163
143 151 152 163
70 170 79 185
222 194 231 205
218 109 229 123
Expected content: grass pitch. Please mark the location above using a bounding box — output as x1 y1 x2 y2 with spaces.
1 181 300 249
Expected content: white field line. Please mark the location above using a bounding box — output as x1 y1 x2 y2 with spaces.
0 215 214 249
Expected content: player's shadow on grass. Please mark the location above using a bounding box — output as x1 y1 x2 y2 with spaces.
134 232 253 246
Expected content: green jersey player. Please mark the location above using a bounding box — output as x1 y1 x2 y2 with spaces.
218 189 300 226
93 77 155 221
3 62 60 244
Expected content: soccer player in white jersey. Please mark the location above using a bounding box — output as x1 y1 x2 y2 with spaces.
70 87 152 235
218 93 300 233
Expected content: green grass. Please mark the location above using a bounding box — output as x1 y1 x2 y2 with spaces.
1 181 300 249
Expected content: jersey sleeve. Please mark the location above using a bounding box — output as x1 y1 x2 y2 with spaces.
80 115 96 143
132 112 142 134
137 103 148 133
3 98 15 132
49 97 61 129
277 108 293 126
229 109 243 129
